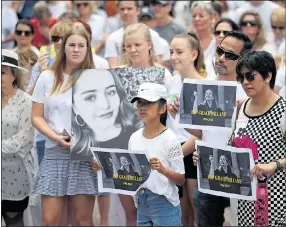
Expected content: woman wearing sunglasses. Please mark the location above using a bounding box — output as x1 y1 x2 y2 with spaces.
13 19 40 56
229 50 286 226
207 18 240 78
239 11 275 55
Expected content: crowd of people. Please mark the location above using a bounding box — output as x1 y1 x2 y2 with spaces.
1 0 286 226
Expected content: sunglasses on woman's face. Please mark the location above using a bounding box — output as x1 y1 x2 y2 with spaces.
240 20 258 27
236 72 257 84
51 36 63 43
216 46 240 61
271 25 285 30
214 30 229 36
15 30 33 36
76 3 89 8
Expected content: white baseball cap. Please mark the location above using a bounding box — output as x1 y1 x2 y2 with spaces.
131 83 168 103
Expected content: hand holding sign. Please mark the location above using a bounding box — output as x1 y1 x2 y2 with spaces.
92 160 101 172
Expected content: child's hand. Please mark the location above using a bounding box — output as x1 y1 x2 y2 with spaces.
92 160 101 172
150 157 166 175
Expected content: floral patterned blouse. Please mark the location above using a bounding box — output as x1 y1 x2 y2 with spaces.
2 89 35 201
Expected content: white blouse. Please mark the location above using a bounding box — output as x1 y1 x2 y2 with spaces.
2 89 35 201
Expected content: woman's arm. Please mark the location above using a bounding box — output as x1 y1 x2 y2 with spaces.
182 136 200 157
250 158 286 180
2 97 34 158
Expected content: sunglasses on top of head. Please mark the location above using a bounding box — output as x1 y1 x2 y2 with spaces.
15 30 33 36
236 71 257 84
216 46 240 61
214 30 229 36
51 36 63 43
76 2 89 8
240 20 258 27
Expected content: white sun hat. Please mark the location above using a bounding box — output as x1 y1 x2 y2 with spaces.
2 49 29 74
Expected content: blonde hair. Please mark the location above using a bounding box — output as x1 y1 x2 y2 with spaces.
15 48 38 67
50 21 73 37
11 67 25 91
271 7 286 24
120 23 157 66
239 11 267 50
50 25 95 95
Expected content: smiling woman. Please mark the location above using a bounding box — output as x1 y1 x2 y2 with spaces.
72 69 140 157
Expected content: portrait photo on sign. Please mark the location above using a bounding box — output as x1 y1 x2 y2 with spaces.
177 79 238 132
90 148 151 195
70 69 140 161
196 140 257 200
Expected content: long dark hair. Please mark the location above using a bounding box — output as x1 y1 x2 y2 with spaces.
72 69 140 155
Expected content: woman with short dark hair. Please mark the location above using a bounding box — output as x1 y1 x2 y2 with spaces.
229 50 286 226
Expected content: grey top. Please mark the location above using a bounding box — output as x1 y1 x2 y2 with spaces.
154 19 187 44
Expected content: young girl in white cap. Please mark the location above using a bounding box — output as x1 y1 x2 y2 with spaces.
129 82 185 226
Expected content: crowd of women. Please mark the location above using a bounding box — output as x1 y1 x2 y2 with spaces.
2 1 285 226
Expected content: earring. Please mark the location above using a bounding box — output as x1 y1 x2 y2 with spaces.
75 114 85 126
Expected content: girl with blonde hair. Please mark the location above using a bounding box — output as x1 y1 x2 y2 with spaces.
31 25 96 226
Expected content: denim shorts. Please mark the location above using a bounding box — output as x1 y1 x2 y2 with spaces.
136 188 182 226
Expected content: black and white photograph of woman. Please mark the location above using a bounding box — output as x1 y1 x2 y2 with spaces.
208 153 241 195
179 80 237 129
71 69 140 161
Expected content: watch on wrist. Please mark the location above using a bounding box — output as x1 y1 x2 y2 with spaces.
274 160 283 171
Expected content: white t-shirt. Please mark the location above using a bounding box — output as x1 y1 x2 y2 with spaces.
48 1 70 18
204 39 217 80
279 86 285 99
160 36 171 61
129 128 185 207
167 75 194 143
32 70 72 148
104 27 164 58
89 14 110 46
234 1 279 34
275 66 285 88
93 53 110 69
107 14 122 33
2 6 18 49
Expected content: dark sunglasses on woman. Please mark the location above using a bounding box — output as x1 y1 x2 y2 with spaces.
216 46 240 61
271 25 285 30
240 20 258 27
76 3 89 8
51 36 63 43
15 30 33 36
236 72 257 84
214 30 229 36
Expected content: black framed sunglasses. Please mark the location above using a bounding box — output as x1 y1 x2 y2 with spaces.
15 30 33 36
271 25 285 30
51 36 63 43
214 30 229 36
76 2 89 8
236 72 257 84
240 20 258 27
216 46 240 61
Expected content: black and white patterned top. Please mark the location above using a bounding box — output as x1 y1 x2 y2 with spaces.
2 89 35 201
231 98 286 226
112 66 172 102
